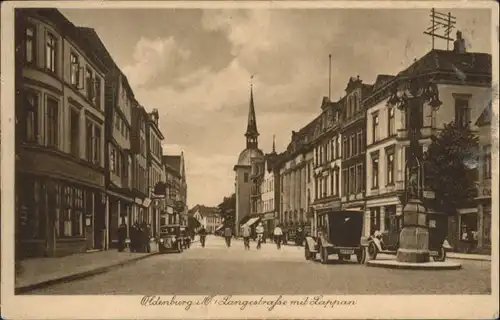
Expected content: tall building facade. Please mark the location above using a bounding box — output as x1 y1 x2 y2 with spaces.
234 84 264 237
311 97 343 237
130 104 151 225
147 109 164 236
163 153 188 227
15 9 107 257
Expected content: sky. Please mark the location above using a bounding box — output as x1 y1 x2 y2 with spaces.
60 7 492 208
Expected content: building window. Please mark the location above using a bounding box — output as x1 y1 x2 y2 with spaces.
336 137 340 159
86 67 94 102
45 32 56 73
59 186 83 238
46 97 58 148
342 169 347 197
330 171 334 196
455 97 470 128
372 113 379 143
69 107 80 158
70 52 80 87
388 106 395 136
110 146 116 174
371 154 379 189
334 170 339 196
24 91 39 142
86 119 101 165
25 24 36 65
386 151 395 185
342 137 347 160
314 178 319 199
349 166 355 195
483 145 491 179
356 164 363 193
95 77 102 109
244 173 249 183
357 130 363 154
351 134 356 156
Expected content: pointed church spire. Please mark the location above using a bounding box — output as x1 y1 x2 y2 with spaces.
272 135 276 153
245 76 259 149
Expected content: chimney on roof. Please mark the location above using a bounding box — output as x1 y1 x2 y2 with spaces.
453 30 466 53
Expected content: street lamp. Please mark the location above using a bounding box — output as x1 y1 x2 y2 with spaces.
387 75 442 263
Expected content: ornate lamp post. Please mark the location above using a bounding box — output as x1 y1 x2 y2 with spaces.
387 76 442 263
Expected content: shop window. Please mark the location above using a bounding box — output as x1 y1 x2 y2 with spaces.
460 213 478 243
483 205 491 245
19 176 46 239
370 208 381 235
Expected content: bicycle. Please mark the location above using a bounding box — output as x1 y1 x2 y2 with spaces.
256 233 263 250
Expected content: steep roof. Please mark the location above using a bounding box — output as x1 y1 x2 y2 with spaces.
396 49 491 78
163 155 181 172
245 85 259 138
475 101 492 127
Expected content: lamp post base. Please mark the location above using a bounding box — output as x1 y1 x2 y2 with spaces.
396 199 430 263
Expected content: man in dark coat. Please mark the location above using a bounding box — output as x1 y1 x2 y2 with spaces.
144 223 152 253
117 222 127 252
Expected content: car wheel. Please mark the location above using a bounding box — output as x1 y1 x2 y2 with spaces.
432 247 446 262
356 247 367 264
368 242 378 260
305 245 312 260
320 247 328 264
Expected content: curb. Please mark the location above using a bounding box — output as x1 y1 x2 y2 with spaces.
448 255 491 262
15 252 159 294
366 260 462 271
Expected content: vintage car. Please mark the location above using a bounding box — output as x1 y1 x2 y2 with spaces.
365 211 452 261
304 210 367 264
157 224 184 253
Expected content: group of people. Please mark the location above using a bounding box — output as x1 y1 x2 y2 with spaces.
117 221 151 253
241 222 284 250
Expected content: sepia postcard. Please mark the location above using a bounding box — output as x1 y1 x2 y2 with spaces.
1 1 498 319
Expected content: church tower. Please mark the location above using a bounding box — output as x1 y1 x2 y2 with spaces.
233 79 264 237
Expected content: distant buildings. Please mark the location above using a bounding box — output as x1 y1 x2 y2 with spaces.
188 205 221 233
14 9 188 258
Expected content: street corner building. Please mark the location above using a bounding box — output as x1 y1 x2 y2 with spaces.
235 31 492 254
14 8 189 258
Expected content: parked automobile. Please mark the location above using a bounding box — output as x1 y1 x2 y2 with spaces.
157 224 183 254
304 210 367 264
365 211 452 261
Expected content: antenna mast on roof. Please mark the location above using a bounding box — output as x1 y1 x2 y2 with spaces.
424 8 456 50
328 54 332 101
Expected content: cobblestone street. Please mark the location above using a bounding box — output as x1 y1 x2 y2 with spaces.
31 236 491 295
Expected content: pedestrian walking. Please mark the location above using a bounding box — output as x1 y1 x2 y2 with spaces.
224 226 233 247
199 227 207 248
145 223 152 253
273 224 283 250
117 222 127 252
256 222 264 250
130 222 138 252
242 224 251 250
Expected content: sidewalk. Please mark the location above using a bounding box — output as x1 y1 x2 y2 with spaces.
15 244 159 294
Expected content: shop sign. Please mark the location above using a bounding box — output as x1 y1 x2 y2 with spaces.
313 200 340 211
135 198 143 205
263 213 274 220
143 198 152 208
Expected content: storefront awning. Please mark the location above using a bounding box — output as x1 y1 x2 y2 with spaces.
215 224 224 231
242 217 260 228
